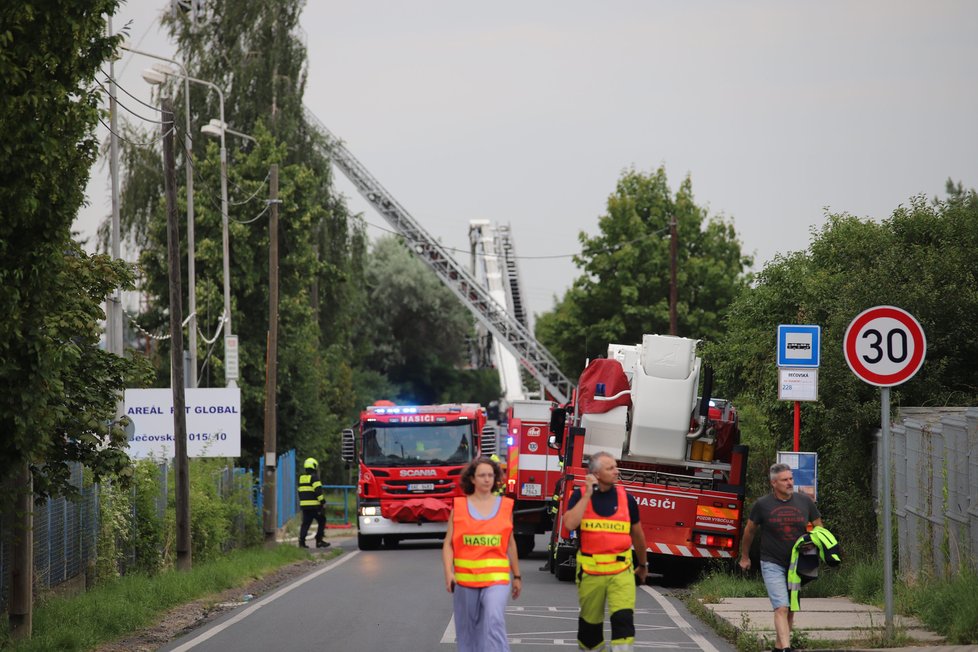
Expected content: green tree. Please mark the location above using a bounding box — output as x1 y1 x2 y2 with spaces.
114 0 368 479
0 1 149 499
536 166 752 377
706 184 978 553
359 236 499 405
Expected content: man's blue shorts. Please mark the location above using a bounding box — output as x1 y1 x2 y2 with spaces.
760 560 790 610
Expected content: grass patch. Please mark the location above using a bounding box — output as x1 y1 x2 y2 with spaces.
903 569 978 644
691 568 768 604
0 544 320 651
685 557 978 648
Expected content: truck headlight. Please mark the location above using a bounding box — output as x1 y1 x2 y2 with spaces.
360 506 379 516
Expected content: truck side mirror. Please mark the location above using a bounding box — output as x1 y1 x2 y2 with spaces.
548 408 567 450
341 428 355 464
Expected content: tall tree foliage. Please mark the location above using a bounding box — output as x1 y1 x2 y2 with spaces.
705 182 978 553
359 237 500 406
114 0 368 478
0 1 148 499
536 166 752 377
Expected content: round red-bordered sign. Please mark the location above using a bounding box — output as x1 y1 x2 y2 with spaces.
844 306 926 387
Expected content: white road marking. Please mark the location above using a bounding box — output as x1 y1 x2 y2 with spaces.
168 551 360 652
441 615 456 644
640 585 720 652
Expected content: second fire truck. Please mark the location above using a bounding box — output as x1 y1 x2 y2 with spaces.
545 333 748 582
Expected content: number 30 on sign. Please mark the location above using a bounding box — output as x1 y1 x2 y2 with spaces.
843 306 926 387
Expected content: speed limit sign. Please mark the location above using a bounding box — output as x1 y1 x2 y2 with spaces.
844 306 926 387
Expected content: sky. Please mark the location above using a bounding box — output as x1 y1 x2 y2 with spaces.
77 1 978 322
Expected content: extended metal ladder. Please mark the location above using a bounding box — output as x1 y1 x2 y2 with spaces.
306 109 573 403
469 220 527 403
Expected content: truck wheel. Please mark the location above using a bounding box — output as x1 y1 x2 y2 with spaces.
554 545 576 582
515 534 535 558
358 533 382 550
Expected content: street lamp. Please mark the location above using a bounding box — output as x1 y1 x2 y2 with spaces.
142 65 237 388
201 119 257 145
122 45 198 388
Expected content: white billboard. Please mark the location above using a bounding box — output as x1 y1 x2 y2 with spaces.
124 388 241 459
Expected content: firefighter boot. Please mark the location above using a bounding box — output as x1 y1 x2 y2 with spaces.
316 540 331 548
298 539 308 548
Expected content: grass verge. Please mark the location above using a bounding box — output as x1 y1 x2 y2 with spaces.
0 544 330 652
683 560 978 649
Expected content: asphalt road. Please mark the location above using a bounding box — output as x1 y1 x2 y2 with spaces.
160 535 734 651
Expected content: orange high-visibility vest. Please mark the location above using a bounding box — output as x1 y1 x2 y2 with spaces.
452 496 514 587
578 485 632 575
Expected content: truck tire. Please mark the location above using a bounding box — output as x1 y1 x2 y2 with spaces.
554 545 576 582
515 533 535 558
357 533 382 550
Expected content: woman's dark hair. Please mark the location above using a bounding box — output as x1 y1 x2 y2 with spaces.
460 456 503 495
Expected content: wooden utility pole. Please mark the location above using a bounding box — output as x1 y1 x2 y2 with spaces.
669 214 678 336
9 462 33 639
163 97 191 570
263 164 279 546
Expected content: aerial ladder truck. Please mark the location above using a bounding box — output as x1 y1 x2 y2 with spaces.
306 110 573 555
468 220 562 557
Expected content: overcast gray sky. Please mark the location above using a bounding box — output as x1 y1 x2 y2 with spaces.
78 1 978 319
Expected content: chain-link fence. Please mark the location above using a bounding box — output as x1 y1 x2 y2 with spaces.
0 463 98 615
0 456 270 614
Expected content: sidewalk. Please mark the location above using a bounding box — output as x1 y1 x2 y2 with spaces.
700 597 973 651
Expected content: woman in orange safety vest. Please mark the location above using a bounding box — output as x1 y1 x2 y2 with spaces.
442 456 522 651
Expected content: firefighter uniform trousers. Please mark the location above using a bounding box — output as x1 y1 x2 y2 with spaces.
576 567 636 652
576 485 636 652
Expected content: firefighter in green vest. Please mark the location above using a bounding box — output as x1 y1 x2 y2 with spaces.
298 457 330 548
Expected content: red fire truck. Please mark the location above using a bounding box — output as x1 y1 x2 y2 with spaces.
499 399 564 558
546 334 748 582
341 402 487 550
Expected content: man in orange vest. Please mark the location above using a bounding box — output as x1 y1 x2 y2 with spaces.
563 451 648 651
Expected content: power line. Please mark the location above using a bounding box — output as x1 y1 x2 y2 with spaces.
97 117 174 147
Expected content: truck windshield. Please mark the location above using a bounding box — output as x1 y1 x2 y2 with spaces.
362 422 473 467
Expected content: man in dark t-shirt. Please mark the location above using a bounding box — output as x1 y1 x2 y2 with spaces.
740 463 822 652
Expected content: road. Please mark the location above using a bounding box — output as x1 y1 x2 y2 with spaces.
160 535 734 651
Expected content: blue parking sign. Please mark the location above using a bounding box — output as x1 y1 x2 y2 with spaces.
777 324 820 367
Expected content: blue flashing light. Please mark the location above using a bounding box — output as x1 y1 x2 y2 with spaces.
506 436 514 446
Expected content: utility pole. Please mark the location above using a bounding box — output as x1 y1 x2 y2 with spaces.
163 97 192 570
263 164 279 546
9 462 33 639
669 214 678 336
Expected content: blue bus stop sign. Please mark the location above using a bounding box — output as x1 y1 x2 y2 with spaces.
777 324 821 367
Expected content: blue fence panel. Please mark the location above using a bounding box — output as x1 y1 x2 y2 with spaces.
257 449 298 530
322 485 354 526
277 450 296 529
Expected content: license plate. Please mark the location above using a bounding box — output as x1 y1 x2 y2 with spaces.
522 483 542 497
408 483 434 491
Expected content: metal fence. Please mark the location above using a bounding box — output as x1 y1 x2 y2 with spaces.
0 463 98 615
256 450 355 529
257 449 297 529
878 406 978 579
0 450 355 614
